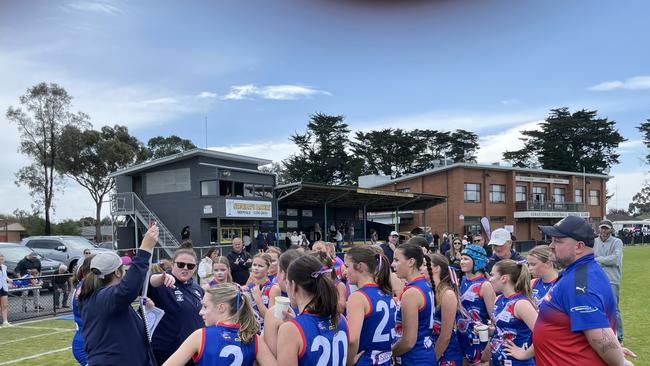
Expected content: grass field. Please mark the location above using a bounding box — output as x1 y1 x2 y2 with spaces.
1 246 648 365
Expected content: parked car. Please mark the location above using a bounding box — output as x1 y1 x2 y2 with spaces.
21 236 113 273
97 241 117 250
0 243 65 288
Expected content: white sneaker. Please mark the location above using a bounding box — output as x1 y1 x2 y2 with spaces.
1 321 12 327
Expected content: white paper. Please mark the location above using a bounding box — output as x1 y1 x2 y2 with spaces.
144 306 165 336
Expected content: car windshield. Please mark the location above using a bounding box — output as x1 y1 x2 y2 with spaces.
0 246 39 262
62 237 97 250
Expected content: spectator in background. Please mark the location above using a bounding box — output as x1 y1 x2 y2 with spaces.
445 238 463 269
0 253 13 326
381 230 399 264
197 247 220 285
472 233 492 257
227 237 252 286
16 252 42 311
334 228 343 252
594 219 625 343
440 233 450 255
243 232 252 253
53 264 70 309
485 228 525 274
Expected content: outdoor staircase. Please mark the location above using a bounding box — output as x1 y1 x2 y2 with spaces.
110 192 180 258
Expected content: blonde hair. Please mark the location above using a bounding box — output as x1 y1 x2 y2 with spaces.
207 283 259 343
266 246 282 256
494 259 536 308
253 253 272 268
212 256 233 284
528 245 558 269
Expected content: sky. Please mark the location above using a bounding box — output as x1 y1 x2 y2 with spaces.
1 0 649 221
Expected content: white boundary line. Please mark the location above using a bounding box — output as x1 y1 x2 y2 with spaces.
0 329 74 346
0 346 71 365
10 325 74 331
10 315 68 325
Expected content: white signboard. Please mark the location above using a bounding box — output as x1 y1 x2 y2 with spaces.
514 211 589 219
515 176 570 185
203 205 213 214
225 199 272 218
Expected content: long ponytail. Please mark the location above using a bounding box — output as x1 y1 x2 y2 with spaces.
429 253 457 306
494 259 535 308
287 255 339 330
346 246 392 295
207 284 259 343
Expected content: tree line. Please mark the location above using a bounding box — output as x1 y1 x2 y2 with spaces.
7 83 197 240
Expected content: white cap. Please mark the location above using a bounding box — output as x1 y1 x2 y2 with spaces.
389 231 399 237
90 252 122 278
488 228 512 246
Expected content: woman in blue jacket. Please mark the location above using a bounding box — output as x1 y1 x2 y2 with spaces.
78 225 158 366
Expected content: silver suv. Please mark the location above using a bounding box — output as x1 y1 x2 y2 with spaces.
21 236 113 273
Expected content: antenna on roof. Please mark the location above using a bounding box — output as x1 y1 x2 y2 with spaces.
205 116 208 149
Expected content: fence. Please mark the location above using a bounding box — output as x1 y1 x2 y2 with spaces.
6 273 73 322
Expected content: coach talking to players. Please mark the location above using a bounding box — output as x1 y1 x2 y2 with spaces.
79 225 159 366
534 216 634 366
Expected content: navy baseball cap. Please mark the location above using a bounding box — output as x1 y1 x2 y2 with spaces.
539 216 597 247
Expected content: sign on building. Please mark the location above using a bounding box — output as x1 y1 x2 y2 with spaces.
225 199 273 218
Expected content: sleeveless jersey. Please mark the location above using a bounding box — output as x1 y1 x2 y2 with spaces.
432 302 463 364
394 276 435 365
531 277 557 307
457 274 490 363
355 284 396 365
193 323 257 366
491 293 534 366
290 312 349 366
248 279 272 331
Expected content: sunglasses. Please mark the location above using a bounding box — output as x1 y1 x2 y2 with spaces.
83 251 91 255
473 239 482 243
453 242 462 245
175 261 196 270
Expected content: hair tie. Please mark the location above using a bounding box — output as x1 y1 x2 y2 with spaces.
311 267 332 278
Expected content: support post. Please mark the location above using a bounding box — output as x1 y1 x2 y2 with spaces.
363 205 367 244
324 203 328 243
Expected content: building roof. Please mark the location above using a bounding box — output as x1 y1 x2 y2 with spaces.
275 182 446 211
109 148 273 177
368 162 612 188
0 220 26 232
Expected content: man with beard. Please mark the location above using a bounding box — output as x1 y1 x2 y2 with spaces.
533 216 634 366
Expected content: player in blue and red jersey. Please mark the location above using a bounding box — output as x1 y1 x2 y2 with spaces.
534 216 634 366
162 283 276 366
488 260 537 366
430 253 463 366
345 246 396 366
391 244 435 365
264 249 302 357
526 245 558 306
277 255 349 366
71 256 93 366
457 244 496 365
248 253 274 333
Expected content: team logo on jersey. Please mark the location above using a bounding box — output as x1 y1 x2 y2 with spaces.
423 336 433 348
221 331 232 341
370 350 392 365
570 305 598 313
174 290 184 302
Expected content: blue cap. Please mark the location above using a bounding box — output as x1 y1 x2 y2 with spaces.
461 244 488 273
539 216 597 247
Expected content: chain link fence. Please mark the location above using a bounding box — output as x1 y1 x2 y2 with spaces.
6 273 74 322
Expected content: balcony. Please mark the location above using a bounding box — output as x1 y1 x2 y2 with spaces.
514 201 589 219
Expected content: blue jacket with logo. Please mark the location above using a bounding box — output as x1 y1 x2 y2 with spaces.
148 271 205 359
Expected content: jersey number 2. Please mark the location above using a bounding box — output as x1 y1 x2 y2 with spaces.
220 345 243 366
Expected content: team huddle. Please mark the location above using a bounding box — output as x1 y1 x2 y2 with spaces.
70 215 634 366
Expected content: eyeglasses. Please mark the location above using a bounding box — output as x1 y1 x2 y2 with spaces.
175 261 196 270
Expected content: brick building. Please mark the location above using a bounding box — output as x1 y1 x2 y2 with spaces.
362 163 609 240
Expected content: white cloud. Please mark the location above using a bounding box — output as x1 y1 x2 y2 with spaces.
607 170 649 211
476 121 542 164
198 91 218 98
589 76 650 91
501 99 521 105
209 142 298 163
222 84 331 101
64 1 122 15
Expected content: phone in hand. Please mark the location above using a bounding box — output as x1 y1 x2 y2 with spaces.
150 221 157 229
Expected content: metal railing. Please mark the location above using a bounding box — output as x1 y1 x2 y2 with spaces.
111 192 180 258
515 201 585 212
6 273 74 323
